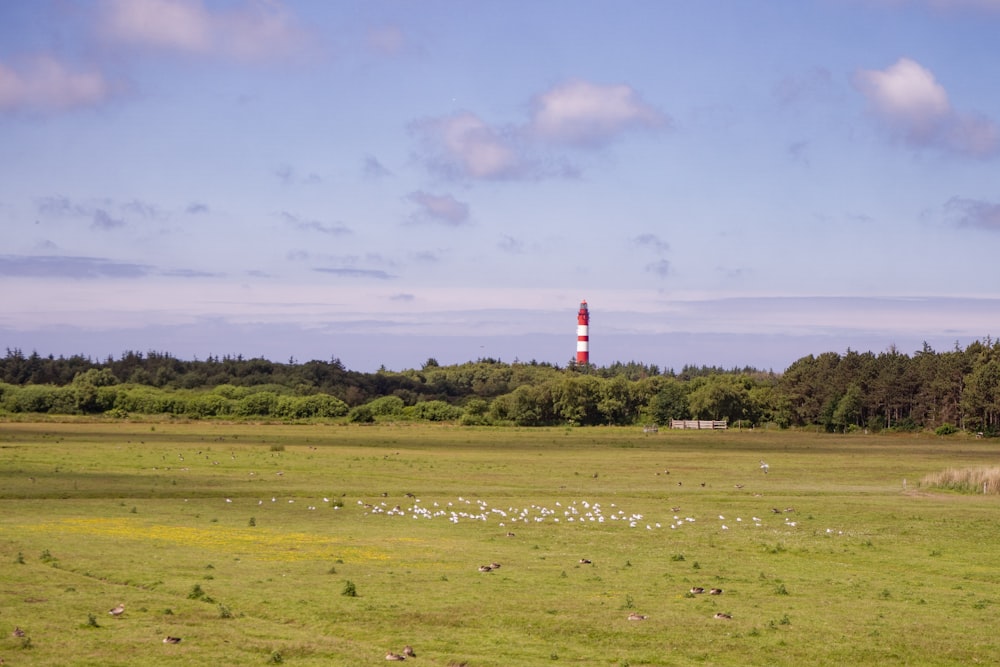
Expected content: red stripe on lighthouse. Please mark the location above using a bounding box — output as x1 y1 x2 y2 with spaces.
576 300 589 365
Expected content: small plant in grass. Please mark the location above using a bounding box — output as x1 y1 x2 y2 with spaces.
879 588 891 599
270 443 284 452
163 608 173 615
775 583 789 595
130 506 137 513
268 650 284 664
623 594 634 609
40 549 56 563
189 583 206 600
342 580 357 597
16 551 25 564
692 561 701 570
327 565 337 574
218 603 233 619
248 516 256 527
86 613 100 628
19 635 33 649
670 553 685 562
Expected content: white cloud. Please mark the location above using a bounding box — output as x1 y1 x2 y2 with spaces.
99 0 308 61
529 80 668 147
411 112 522 179
367 25 406 56
407 191 471 225
411 80 667 181
853 57 998 156
0 55 113 112
946 197 1000 230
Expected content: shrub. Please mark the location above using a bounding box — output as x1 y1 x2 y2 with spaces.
341 580 357 597
935 423 958 436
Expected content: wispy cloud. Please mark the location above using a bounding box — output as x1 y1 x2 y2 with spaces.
363 155 392 179
280 211 351 236
633 233 670 254
946 197 1000 230
0 255 151 278
644 259 671 278
0 55 114 113
98 0 311 62
406 191 470 225
186 202 209 214
498 235 524 254
91 209 126 230
366 24 407 56
313 267 396 279
853 57 999 157
275 164 321 185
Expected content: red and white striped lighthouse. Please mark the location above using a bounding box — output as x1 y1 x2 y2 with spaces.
576 300 590 365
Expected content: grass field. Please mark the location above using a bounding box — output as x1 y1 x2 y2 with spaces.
1 420 999 666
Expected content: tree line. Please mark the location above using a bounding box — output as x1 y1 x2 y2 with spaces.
1 340 998 433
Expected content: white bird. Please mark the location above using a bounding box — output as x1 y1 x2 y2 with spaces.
760 460 769 473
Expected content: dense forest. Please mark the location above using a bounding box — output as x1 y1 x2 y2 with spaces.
2 340 1000 434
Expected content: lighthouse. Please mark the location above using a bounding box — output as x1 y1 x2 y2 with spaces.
576 300 590 365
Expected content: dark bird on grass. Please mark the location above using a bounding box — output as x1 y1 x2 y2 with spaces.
163 636 182 644
690 587 705 594
12 627 26 637
109 603 125 617
714 612 732 620
402 645 416 657
490 562 501 569
385 651 406 660
627 612 648 621
478 565 492 572
710 588 723 595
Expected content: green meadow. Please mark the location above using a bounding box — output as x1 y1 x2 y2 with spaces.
1 420 998 666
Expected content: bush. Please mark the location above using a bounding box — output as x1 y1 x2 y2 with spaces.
406 400 463 422
935 423 959 436
348 405 375 423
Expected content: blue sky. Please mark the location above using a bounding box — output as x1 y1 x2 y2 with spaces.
2 0 1000 372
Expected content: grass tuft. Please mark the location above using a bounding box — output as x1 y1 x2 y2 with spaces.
921 466 1000 494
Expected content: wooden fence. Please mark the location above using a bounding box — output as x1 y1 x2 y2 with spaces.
669 419 728 430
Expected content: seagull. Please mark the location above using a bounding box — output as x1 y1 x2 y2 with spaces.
385 651 406 661
760 460 769 474
109 603 125 617
710 588 723 595
163 636 182 644
627 612 648 621
714 612 733 619
402 645 416 657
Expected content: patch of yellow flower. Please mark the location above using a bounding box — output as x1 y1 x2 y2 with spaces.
21 517 391 563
